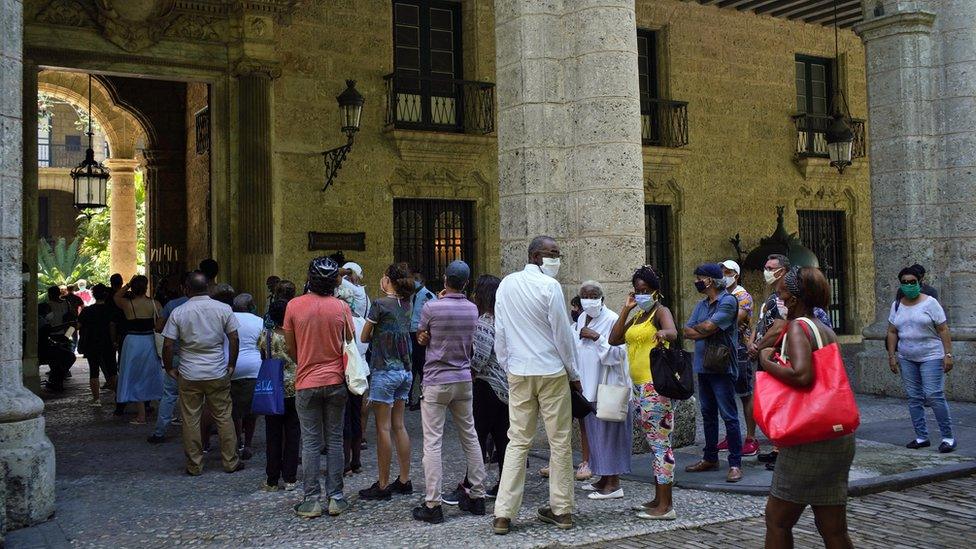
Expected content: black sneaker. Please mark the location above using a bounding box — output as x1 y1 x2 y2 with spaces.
147 434 166 444
358 482 392 501
459 489 486 516
486 484 499 499
939 440 957 453
441 484 464 506
906 439 931 449
757 450 778 464
412 504 444 524
390 477 413 494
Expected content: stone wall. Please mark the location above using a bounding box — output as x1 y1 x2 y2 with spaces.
184 82 210 268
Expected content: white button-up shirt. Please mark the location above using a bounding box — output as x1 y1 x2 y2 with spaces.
495 264 580 380
574 307 628 402
162 296 239 381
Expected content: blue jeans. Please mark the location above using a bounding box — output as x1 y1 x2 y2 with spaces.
698 373 742 467
296 384 348 501
153 373 180 437
899 358 953 440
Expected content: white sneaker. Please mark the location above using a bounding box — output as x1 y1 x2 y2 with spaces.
587 488 624 500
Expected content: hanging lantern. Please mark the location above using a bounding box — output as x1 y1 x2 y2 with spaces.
825 112 854 173
336 79 365 138
71 74 110 212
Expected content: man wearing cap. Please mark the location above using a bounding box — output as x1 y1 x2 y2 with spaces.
720 260 760 457
411 260 486 524
682 263 744 483
409 269 438 410
340 262 370 318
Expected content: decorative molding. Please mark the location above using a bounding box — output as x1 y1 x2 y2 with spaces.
35 0 97 28
642 145 691 177
793 156 866 179
854 10 936 41
385 129 496 170
233 57 283 79
644 177 683 214
163 14 222 42
388 166 490 202
794 184 858 217
94 0 176 52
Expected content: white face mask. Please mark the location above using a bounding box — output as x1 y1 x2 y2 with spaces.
763 268 783 285
580 298 603 317
541 257 561 278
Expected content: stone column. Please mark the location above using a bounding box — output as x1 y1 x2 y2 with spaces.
142 149 187 289
0 0 56 529
104 158 140 280
855 1 976 401
494 0 645 303
234 64 277 308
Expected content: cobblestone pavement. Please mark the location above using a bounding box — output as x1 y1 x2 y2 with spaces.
8 361 768 548
578 475 976 548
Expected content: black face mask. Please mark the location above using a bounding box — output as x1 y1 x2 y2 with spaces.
694 280 708 293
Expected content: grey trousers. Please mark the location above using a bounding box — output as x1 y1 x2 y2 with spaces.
296 384 347 501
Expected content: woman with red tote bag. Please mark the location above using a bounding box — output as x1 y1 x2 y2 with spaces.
757 267 857 549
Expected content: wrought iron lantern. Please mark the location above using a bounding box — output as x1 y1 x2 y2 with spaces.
825 0 854 173
322 80 364 191
71 74 110 214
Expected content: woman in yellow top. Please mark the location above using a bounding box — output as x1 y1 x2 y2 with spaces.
609 265 678 520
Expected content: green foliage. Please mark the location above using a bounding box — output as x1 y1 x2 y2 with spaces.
76 171 147 283
37 237 95 301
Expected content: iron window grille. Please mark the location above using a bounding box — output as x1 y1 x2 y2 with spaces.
645 204 674 307
393 198 475 292
797 209 849 333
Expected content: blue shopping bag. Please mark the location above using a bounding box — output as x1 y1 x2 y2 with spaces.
251 330 285 415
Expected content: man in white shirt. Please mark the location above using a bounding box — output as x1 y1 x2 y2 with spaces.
339 262 370 318
492 236 582 535
161 272 244 476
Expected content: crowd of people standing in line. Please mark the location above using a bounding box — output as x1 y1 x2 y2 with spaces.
36 234 958 548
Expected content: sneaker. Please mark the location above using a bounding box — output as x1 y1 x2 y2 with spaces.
412 504 444 524
939 440 957 453
757 450 778 464
717 437 729 452
358 482 392 501
906 439 931 449
390 477 413 495
459 489 486 516
486 484 499 499
260 481 279 492
539 465 550 478
240 447 253 461
742 437 760 457
328 497 351 516
294 499 323 518
575 462 592 481
146 434 166 444
537 506 573 530
442 484 465 506
492 517 511 535
283 482 298 491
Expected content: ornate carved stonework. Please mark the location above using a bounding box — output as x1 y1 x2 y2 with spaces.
385 129 496 170
163 14 221 42
94 0 176 52
233 57 283 79
795 184 858 215
35 0 96 28
389 167 490 202
644 177 684 213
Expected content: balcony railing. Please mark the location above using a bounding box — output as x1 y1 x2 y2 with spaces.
384 72 495 135
38 143 88 168
792 113 867 160
641 96 689 148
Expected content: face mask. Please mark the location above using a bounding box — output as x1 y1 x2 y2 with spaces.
541 257 561 278
724 276 736 289
634 294 655 312
580 298 603 317
901 282 921 299
694 280 708 293
764 268 783 285
414 280 422 290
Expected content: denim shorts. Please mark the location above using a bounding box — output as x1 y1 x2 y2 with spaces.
369 369 412 405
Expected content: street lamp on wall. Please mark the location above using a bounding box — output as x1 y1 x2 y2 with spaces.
71 74 110 217
322 79 365 191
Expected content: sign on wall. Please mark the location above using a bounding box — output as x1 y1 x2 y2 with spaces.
307 232 366 251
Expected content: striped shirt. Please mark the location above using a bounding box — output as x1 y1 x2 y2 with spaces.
418 293 478 386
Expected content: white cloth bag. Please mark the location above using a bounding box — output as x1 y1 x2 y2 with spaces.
343 316 368 396
595 364 630 422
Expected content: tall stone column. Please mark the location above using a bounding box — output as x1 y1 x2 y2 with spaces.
494 0 645 302
234 62 277 308
856 1 976 401
104 158 140 280
0 0 56 530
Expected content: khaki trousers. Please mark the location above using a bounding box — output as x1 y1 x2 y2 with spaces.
179 374 240 474
494 371 574 518
421 381 487 503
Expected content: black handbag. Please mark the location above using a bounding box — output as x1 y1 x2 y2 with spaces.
570 387 594 419
702 339 732 373
650 342 695 400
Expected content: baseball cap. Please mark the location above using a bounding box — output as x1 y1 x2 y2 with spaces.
445 260 471 282
693 263 724 279
342 262 363 278
721 260 740 275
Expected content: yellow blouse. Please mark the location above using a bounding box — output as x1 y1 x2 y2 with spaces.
625 312 662 385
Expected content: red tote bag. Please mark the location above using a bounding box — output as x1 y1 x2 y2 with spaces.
754 317 860 448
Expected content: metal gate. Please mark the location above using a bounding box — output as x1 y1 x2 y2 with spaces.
798 209 848 333
645 205 673 307
393 199 475 291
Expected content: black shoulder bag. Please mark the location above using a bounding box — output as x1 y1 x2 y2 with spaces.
701 293 738 374
646 305 695 400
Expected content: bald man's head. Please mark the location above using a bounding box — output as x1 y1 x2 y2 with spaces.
186 272 210 295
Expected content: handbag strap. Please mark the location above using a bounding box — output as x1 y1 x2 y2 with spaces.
779 317 825 358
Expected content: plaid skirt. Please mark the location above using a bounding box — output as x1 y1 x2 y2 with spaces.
770 434 855 506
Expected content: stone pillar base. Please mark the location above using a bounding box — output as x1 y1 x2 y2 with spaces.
856 339 976 403
0 416 55 529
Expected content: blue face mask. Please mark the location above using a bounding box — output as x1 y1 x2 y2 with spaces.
634 294 655 312
414 280 422 290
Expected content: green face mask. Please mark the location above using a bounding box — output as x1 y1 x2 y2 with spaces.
901 282 921 299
